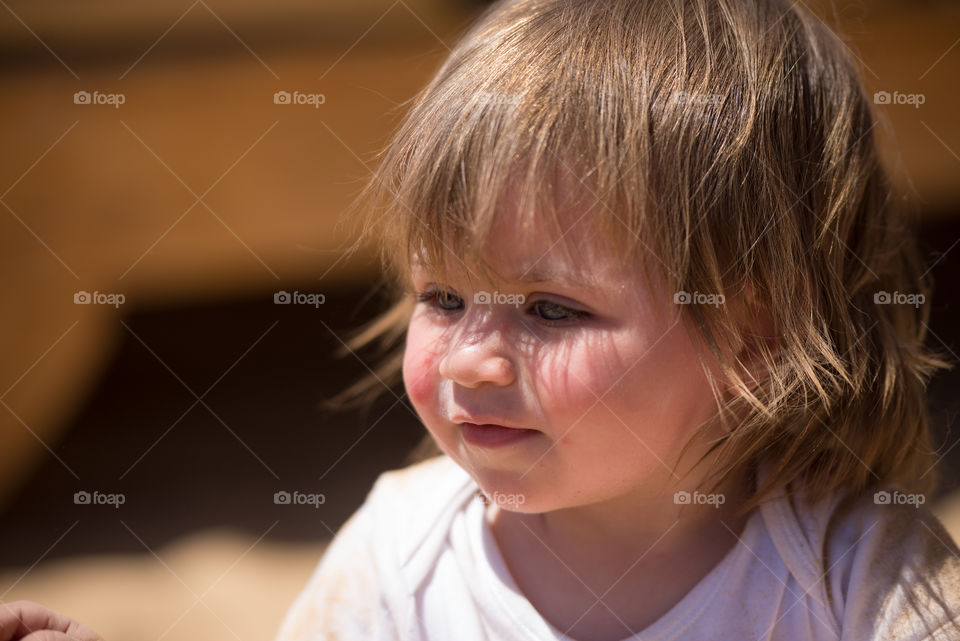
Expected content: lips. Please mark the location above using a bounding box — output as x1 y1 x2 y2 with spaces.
459 422 539 448
449 415 529 430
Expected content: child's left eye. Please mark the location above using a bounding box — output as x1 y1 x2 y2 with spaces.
414 287 590 325
531 300 583 323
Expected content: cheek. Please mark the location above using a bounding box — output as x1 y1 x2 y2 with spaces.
534 336 623 405
533 328 712 443
532 348 609 437
597 327 717 442
402 324 440 408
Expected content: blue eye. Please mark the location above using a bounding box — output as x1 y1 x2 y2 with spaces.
436 289 462 311
416 287 463 311
532 300 585 323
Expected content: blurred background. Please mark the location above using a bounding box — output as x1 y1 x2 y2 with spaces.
0 0 959 638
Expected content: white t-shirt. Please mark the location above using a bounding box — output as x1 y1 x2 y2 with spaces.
272 455 960 641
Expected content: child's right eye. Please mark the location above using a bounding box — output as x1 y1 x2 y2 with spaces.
415 286 463 312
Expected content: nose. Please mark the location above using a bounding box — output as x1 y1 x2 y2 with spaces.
438 322 517 388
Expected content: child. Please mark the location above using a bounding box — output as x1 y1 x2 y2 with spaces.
274 0 960 639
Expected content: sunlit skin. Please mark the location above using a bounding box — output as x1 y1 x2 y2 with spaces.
402 197 755 639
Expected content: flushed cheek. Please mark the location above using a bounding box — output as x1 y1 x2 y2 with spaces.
402 328 442 411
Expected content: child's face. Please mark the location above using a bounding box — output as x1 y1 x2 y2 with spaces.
402 204 725 513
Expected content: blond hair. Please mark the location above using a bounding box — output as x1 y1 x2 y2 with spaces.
327 0 951 519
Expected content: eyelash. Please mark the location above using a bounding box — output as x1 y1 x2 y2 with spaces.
414 286 591 326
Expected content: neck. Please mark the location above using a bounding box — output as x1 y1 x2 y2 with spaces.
492 462 755 573
486 463 758 640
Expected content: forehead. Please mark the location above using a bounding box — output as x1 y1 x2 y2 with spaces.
413 200 634 292
482 209 615 287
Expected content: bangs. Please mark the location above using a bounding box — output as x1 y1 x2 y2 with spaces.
358 1 663 293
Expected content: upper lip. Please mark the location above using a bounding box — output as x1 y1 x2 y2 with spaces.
450 415 529 430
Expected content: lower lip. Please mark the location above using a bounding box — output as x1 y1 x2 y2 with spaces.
460 423 539 448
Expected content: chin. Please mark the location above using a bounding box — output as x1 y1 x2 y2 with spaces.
433 440 566 510
469 473 563 514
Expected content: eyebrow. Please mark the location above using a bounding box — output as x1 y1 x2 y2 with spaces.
500 267 599 289
410 259 598 289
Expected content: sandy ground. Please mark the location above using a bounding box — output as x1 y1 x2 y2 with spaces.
0 531 327 641
3 498 960 640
